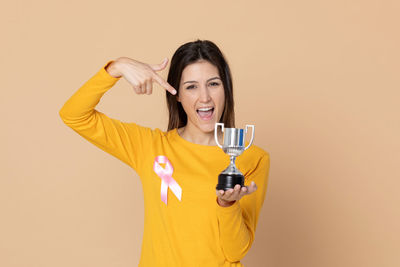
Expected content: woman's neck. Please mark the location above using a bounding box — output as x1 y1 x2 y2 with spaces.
177 125 218 146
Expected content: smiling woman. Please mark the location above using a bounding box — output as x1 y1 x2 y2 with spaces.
59 39 270 266
166 40 235 135
176 60 226 144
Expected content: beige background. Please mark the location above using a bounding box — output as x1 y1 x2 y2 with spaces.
1 0 399 266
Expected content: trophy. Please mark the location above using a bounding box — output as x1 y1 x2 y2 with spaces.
215 123 255 191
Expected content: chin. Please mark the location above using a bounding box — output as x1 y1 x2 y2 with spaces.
198 122 216 134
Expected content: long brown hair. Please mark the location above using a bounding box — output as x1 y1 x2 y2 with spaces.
166 39 235 131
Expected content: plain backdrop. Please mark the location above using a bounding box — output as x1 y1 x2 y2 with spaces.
1 0 399 266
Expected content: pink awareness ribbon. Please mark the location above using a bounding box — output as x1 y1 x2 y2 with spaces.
153 156 182 205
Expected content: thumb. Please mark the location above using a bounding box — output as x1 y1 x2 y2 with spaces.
150 57 169 72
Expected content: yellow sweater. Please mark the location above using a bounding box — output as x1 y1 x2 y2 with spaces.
59 62 270 266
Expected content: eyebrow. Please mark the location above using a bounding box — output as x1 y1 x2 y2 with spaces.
183 77 221 85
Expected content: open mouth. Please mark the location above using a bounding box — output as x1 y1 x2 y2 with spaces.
196 107 214 121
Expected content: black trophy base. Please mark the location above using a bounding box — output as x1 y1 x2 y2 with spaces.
216 173 244 191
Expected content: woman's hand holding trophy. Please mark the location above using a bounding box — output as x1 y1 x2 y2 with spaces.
214 123 258 207
216 182 258 207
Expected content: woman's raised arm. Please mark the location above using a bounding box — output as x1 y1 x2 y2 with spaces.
59 57 175 171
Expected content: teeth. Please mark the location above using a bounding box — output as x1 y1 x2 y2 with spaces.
197 107 213 111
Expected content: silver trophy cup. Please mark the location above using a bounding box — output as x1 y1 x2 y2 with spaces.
215 123 255 190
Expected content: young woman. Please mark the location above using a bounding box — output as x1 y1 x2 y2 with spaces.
59 40 270 266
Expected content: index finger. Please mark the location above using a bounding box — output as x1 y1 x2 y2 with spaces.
152 73 177 95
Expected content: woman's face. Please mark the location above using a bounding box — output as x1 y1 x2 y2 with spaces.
178 60 225 134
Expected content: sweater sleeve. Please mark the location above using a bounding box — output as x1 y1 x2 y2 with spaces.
59 61 153 171
215 153 270 262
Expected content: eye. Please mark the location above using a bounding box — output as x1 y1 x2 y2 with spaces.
186 84 196 89
209 82 220 86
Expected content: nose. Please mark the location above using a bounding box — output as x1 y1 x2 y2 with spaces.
199 86 211 103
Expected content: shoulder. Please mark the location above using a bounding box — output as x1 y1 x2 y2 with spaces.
121 124 180 146
122 122 167 141
236 145 270 186
245 144 270 162
237 144 270 174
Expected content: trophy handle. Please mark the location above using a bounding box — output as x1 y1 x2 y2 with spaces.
215 123 224 148
244 125 255 150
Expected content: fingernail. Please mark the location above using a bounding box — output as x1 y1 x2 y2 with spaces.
172 89 177 95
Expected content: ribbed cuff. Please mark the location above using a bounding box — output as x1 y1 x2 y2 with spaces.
99 60 121 82
216 197 241 214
